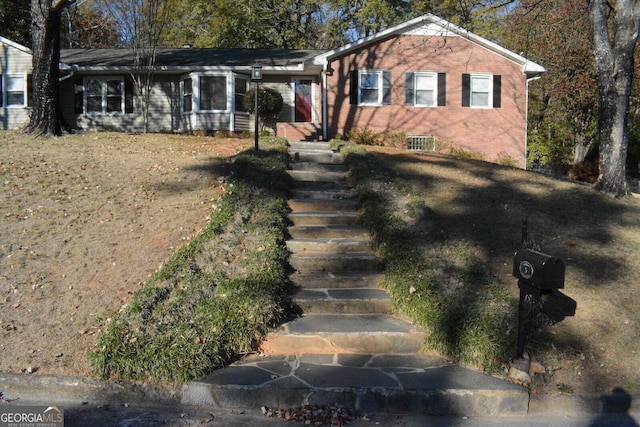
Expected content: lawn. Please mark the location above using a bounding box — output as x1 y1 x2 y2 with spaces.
2 131 638 395
340 141 640 394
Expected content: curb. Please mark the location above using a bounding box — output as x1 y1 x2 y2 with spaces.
0 373 179 407
529 391 640 416
2 372 639 419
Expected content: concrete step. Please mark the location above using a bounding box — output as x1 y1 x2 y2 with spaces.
289 252 382 273
289 162 345 172
287 169 347 182
288 225 370 239
182 353 529 416
290 151 343 164
288 141 331 151
292 179 352 191
288 211 361 226
289 271 384 289
291 188 356 200
291 288 392 314
286 238 373 254
260 314 426 354
288 198 359 212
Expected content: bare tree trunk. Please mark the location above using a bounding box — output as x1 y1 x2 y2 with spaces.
25 0 74 136
588 0 640 197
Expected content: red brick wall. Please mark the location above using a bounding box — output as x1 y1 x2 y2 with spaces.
325 34 529 167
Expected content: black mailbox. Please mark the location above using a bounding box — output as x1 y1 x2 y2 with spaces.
513 249 565 290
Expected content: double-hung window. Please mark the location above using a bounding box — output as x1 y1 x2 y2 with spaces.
462 73 501 108
350 70 391 106
415 73 436 106
360 71 380 104
86 78 125 114
199 75 227 111
470 74 491 107
3 75 26 107
234 77 247 112
405 72 446 107
181 77 193 113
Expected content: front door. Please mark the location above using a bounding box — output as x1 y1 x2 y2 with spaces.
294 79 312 122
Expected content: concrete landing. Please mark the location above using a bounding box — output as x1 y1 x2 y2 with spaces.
182 354 529 416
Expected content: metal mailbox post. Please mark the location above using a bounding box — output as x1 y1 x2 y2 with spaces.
513 249 576 359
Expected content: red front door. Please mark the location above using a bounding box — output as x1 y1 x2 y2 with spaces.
295 79 312 122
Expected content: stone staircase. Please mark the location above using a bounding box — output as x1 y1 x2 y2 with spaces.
181 141 529 416
260 141 425 355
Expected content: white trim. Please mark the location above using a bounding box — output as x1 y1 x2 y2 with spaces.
469 73 493 109
196 72 231 113
413 71 438 107
0 36 32 55
308 14 545 77
358 70 384 106
2 73 27 108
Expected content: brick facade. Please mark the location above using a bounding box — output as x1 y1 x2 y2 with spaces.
325 34 529 167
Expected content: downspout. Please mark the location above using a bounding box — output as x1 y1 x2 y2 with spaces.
322 62 328 141
525 74 541 170
59 64 77 82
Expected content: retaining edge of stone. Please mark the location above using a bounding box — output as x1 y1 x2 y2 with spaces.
2 372 639 419
0 373 179 407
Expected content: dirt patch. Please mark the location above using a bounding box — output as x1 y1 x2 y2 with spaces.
0 131 250 377
364 145 640 394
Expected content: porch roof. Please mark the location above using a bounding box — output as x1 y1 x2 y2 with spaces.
60 48 325 74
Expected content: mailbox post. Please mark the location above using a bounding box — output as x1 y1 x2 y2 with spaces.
513 249 575 358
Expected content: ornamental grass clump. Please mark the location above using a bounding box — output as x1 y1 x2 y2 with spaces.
89 137 292 384
338 139 518 371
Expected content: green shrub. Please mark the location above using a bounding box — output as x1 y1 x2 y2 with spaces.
244 87 284 131
380 131 408 149
89 139 291 384
341 142 518 372
495 152 518 167
347 127 382 146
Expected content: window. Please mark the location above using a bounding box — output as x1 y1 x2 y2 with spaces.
199 75 227 111
471 74 490 107
405 72 446 107
415 73 436 106
234 77 247 112
360 71 380 104
85 78 125 114
3 75 26 107
181 78 193 113
462 74 501 108
350 70 391 106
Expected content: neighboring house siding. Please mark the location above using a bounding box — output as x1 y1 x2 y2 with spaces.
325 34 528 167
0 41 32 130
61 75 178 133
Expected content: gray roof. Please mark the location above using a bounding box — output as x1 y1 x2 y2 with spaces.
60 48 325 70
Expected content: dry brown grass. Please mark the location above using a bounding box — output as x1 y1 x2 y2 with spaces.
364 145 640 394
0 131 250 377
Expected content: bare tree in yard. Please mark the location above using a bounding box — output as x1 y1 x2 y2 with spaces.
25 0 75 136
102 0 172 133
588 0 640 197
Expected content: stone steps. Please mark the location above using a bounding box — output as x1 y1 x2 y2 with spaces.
182 354 529 416
290 288 392 314
180 141 528 417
